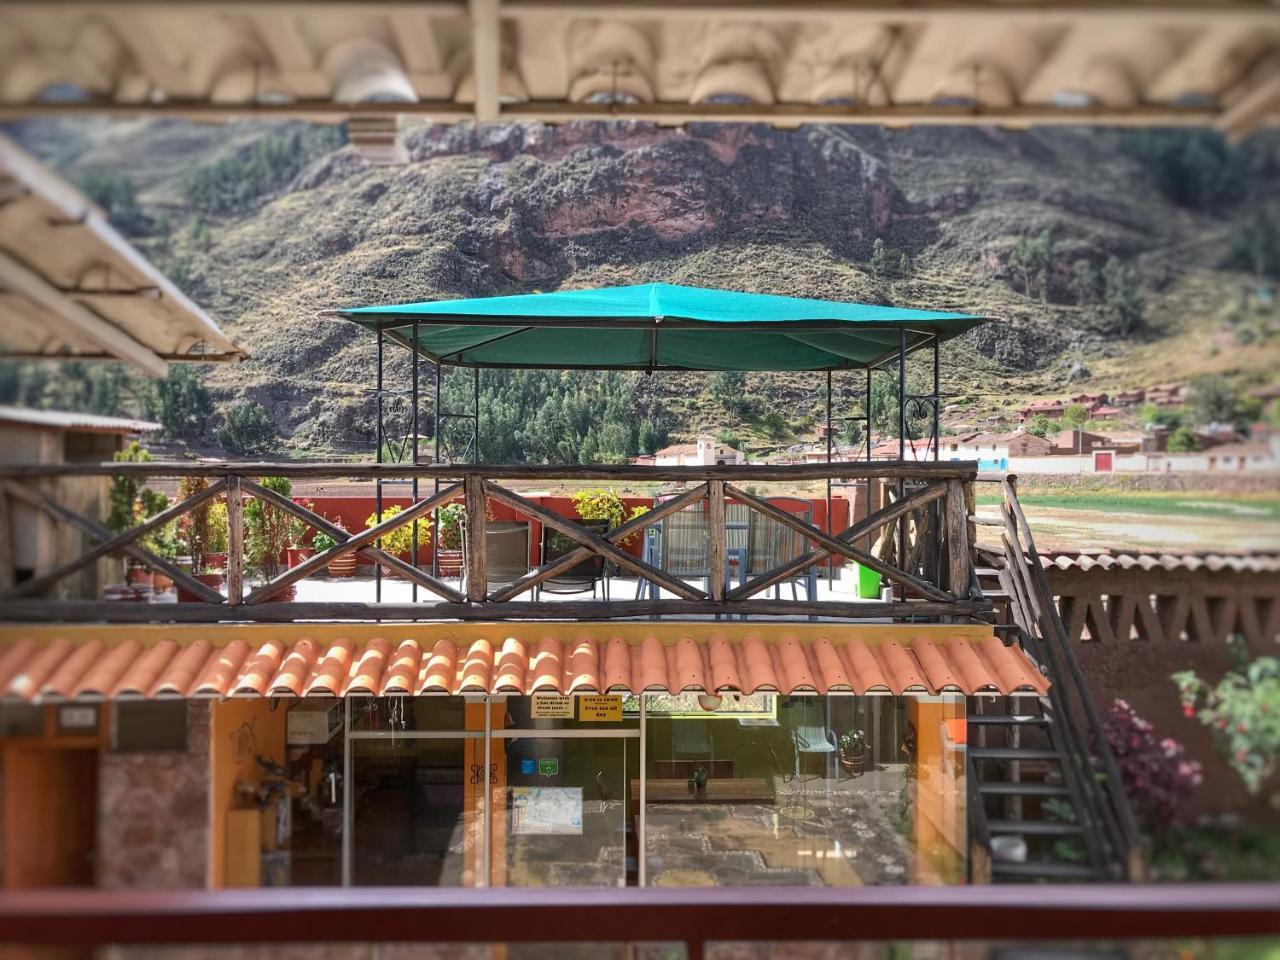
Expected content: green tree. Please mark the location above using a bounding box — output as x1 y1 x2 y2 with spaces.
80 169 149 236
1225 207 1280 280
870 237 908 278
1124 129 1245 210
158 366 213 441
1009 230 1053 302
1166 425 1199 452
183 125 347 215
1101 256 1144 336
216 401 276 456
1070 259 1102 306
715 428 743 450
1186 374 1239 426
761 410 789 439
1061 403 1089 427
1025 413 1062 438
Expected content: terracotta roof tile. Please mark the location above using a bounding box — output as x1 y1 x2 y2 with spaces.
0 630 1049 701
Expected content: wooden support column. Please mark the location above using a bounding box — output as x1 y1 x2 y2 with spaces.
707 480 726 602
465 475 487 602
945 479 970 600
0 487 12 591
226 476 244 605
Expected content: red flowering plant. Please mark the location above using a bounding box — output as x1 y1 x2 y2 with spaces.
1101 698 1202 833
1174 650 1279 804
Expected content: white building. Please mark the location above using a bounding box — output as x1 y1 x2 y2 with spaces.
654 434 746 466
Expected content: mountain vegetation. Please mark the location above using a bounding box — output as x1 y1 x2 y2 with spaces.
1 117 1277 461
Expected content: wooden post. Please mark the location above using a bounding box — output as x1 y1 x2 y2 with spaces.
945 479 970 599
226 476 244 605
465 475 487 602
0 487 11 592
707 480 725 602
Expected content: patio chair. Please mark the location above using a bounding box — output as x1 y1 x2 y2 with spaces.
790 723 836 782
634 500 750 603
745 497 818 602
534 522 608 600
463 520 530 594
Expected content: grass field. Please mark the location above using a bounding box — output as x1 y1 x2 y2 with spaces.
974 491 1280 523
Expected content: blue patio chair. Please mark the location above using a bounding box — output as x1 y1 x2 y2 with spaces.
790 723 836 782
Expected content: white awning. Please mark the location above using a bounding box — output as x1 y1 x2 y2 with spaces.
0 134 246 377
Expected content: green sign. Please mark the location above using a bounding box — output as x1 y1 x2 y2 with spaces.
538 758 559 777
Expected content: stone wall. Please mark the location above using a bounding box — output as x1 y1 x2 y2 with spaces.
97 701 210 889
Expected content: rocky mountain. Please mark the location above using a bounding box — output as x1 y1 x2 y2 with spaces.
3 116 1278 457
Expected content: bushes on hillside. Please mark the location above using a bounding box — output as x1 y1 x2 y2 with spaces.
158 366 213 441
217 401 277 456
183 126 346 215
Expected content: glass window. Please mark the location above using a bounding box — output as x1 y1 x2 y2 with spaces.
642 694 966 886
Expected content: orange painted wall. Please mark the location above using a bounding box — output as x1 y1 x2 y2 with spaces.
208 699 287 888
909 698 967 884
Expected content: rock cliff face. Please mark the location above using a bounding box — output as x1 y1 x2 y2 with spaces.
6 117 1277 451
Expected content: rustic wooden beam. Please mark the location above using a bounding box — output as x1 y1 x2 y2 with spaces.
0 460 979 483
243 483 463 605
707 480 726 602
0 479 223 604
483 482 706 602
488 483 708 602
0 486 15 592
1 478 227 600
238 477 460 601
0 597 993 624
226 476 244 605
945 479 971 600
725 482 951 603
464 476 487 602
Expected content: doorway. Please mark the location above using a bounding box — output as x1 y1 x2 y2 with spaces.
2 746 97 888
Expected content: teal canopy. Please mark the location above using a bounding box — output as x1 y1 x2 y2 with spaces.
330 283 990 371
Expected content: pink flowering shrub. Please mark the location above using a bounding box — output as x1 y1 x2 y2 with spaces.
1101 698 1202 832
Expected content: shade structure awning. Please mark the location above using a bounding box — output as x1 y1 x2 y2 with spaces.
0 134 247 377
0 625 1047 702
328 283 989 371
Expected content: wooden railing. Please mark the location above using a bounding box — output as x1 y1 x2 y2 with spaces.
0 460 988 623
1 885 1276 957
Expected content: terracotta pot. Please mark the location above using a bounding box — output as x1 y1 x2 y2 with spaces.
286 546 313 567
152 572 174 593
127 566 154 588
262 582 297 603
204 551 228 571
177 571 225 603
437 548 464 577
326 554 357 578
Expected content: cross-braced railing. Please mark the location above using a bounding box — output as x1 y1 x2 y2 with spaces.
0 460 987 624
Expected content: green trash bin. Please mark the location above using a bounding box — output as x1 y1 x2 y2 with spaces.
854 562 882 599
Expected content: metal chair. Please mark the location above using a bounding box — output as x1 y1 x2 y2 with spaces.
790 723 837 782
535 522 608 600
745 497 818 602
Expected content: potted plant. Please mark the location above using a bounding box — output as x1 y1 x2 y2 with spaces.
175 477 224 602
204 500 229 572
313 528 356 577
687 765 709 797
107 441 162 588
436 502 465 577
838 729 869 777
246 477 295 599
364 504 431 572
286 500 316 567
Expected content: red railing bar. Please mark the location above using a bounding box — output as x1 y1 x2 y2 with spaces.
1 885 1277 946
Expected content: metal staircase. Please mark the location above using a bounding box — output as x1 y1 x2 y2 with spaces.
967 477 1146 884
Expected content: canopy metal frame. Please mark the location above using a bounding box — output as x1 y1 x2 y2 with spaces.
369 312 946 594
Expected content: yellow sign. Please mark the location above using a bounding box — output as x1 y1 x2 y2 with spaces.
531 694 574 719
577 695 623 722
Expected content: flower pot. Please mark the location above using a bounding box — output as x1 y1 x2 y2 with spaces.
177 572 225 603
152 572 174 593
204 552 228 572
838 747 868 776
326 554 357 578
437 547 464 578
286 547 313 568
127 566 154 588
262 582 297 603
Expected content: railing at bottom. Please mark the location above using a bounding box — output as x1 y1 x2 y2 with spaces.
0 885 1277 955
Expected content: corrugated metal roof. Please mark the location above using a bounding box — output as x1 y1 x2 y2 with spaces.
0 404 159 434
0 630 1048 701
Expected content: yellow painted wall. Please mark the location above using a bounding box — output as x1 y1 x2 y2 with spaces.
208 699 287 888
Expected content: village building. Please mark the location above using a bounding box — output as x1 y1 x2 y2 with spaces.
1114 388 1146 406
1146 383 1186 407
1018 399 1068 422
653 434 746 466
